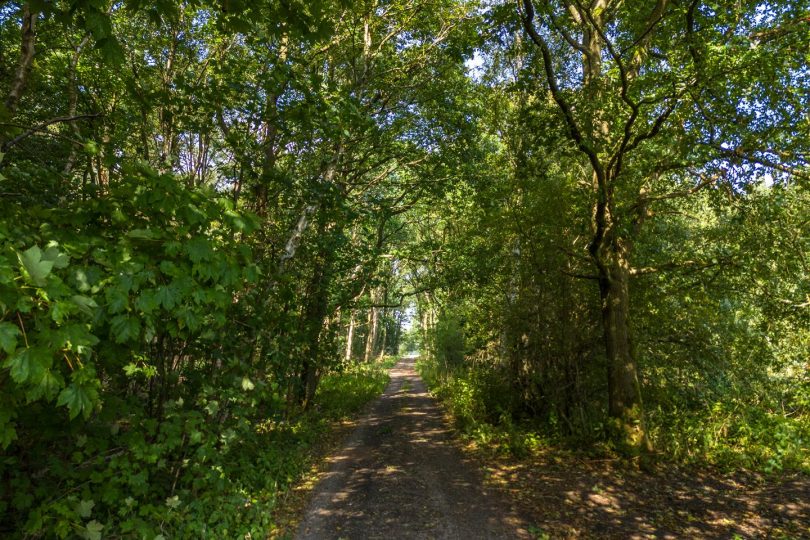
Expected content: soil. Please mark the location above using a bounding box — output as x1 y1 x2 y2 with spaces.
292 357 810 539
294 356 531 539
477 447 810 539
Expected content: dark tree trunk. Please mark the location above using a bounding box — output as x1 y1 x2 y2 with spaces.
363 293 379 363
296 229 335 409
595 244 649 453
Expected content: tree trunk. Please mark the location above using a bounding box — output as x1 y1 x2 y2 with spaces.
63 35 91 176
296 226 334 409
377 317 387 360
363 304 378 363
256 33 288 216
392 309 404 355
345 310 356 362
4 4 37 116
519 0 657 455
596 244 649 453
300 358 320 409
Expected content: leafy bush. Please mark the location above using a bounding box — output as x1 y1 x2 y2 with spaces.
420 352 809 471
0 166 394 538
429 310 466 368
417 357 547 457
650 394 810 472
1 166 258 444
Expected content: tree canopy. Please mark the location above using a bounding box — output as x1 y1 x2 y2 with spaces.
0 0 808 536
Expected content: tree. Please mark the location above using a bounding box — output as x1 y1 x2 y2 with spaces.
516 0 809 451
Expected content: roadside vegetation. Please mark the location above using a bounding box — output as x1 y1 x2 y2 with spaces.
1 0 808 537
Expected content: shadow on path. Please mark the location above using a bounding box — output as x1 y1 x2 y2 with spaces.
295 357 530 540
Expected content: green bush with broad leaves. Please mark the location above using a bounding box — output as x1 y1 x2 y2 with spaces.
0 167 260 536
0 162 394 537
1 166 257 444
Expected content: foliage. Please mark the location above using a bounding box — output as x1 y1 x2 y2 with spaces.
417 358 547 458
0 0 808 535
0 355 390 538
0 167 256 446
408 0 809 468
1 0 471 534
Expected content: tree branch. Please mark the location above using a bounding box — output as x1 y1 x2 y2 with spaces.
2 114 100 152
560 269 600 280
518 0 605 184
546 8 589 55
713 145 810 181
630 258 729 276
631 171 719 208
749 15 810 45
621 0 669 59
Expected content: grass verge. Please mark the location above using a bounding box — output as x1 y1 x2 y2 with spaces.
266 357 396 538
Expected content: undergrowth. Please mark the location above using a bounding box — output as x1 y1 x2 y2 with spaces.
416 358 550 459
0 360 391 539
417 358 810 473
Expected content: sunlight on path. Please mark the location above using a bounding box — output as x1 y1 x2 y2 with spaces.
295 358 529 539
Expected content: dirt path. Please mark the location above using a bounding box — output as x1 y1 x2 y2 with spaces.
295 357 530 539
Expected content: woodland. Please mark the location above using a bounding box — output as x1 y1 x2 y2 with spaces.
0 0 808 537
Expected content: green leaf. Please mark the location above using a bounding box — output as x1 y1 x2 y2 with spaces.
18 246 54 286
50 301 72 323
155 286 178 310
58 323 100 352
99 37 125 66
224 209 249 231
127 228 159 240
57 383 94 419
105 286 129 314
241 377 255 391
5 349 31 383
0 412 17 449
83 141 99 155
185 237 213 263
204 400 219 416
0 322 21 354
159 260 179 276
85 10 111 39
110 315 141 343
77 499 95 518
0 255 15 285
71 295 98 316
82 519 103 540
43 245 69 269
176 307 200 332
32 369 63 401
5 347 50 386
135 290 159 314
164 240 182 255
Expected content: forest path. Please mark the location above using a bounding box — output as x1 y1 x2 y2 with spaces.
295 356 530 539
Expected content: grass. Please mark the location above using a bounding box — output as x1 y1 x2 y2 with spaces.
314 359 393 419
264 357 395 537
